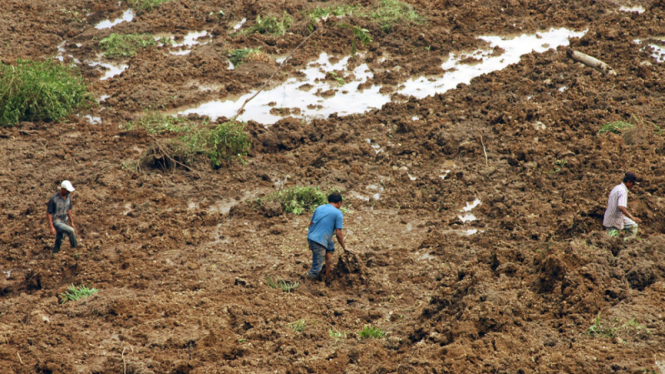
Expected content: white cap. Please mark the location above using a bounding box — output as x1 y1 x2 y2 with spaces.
60 180 75 192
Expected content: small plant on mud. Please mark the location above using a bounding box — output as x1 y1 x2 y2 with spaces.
329 72 346 86
127 0 172 13
243 11 292 36
59 284 99 304
265 275 300 293
287 319 307 333
0 59 92 127
182 121 252 167
358 325 385 339
99 33 163 58
307 4 360 22
598 121 634 135
123 111 196 134
368 0 425 32
227 47 267 67
548 159 567 174
329 328 347 341
269 186 328 215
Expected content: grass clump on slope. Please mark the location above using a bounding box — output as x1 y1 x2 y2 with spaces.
99 33 168 59
0 59 92 127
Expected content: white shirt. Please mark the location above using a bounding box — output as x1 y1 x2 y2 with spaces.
603 183 628 229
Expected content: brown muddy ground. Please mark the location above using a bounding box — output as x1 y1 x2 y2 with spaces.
2 0 665 373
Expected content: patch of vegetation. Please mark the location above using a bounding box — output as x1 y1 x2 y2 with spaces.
287 319 307 333
123 111 196 134
99 33 167 58
0 59 92 127
59 284 99 304
182 121 252 167
227 47 266 67
127 0 172 13
598 121 635 135
265 275 300 293
358 325 385 339
307 4 360 22
547 159 567 174
330 72 346 86
586 313 650 339
269 186 328 215
328 328 347 341
368 0 425 32
243 11 292 36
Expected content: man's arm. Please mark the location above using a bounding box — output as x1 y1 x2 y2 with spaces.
335 229 349 252
68 210 76 230
46 213 56 236
618 206 642 223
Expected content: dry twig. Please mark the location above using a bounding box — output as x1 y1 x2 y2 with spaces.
479 134 488 165
122 347 127 374
17 352 23 365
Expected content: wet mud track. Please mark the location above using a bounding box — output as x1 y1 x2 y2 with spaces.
2 0 665 373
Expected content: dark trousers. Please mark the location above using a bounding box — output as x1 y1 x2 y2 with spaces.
53 221 77 253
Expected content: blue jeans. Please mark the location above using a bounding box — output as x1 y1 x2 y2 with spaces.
307 239 332 279
53 221 77 253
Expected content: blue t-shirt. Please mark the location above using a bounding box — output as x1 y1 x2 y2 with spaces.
307 204 343 250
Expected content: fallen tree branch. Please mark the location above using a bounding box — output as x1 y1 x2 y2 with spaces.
234 26 322 119
122 347 127 374
567 49 617 76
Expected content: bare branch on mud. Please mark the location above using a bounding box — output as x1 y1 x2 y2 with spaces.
479 134 488 165
140 135 201 178
17 352 23 365
567 50 617 76
122 347 127 374
234 27 322 118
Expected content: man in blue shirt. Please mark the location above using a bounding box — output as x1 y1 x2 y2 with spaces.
306 192 348 279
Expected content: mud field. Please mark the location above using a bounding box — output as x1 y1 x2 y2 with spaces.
2 0 665 373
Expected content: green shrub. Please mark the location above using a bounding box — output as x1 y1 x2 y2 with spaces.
99 33 163 58
227 47 263 67
243 11 293 36
182 121 252 167
0 59 92 127
358 325 385 339
127 0 172 12
123 111 196 134
59 284 99 304
369 0 424 32
270 186 328 215
598 121 635 134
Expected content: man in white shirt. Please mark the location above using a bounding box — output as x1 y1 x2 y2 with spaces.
603 172 641 237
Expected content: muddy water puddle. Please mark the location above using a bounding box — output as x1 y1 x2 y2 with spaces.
95 8 134 29
178 28 585 125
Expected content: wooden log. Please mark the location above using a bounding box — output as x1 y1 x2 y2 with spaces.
567 49 617 76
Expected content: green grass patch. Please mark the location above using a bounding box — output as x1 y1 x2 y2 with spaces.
181 121 252 167
269 186 328 215
287 319 307 333
265 275 300 292
328 328 347 341
243 11 293 36
368 0 425 32
307 4 360 22
358 325 385 339
598 121 635 135
59 284 99 304
127 0 172 13
227 47 263 67
0 59 92 127
123 111 196 134
99 33 167 59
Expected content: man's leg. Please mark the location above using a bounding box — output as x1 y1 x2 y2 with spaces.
53 221 78 251
324 251 333 276
307 241 326 279
53 232 64 253
623 217 638 237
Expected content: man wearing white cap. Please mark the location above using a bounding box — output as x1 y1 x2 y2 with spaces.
46 180 78 253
